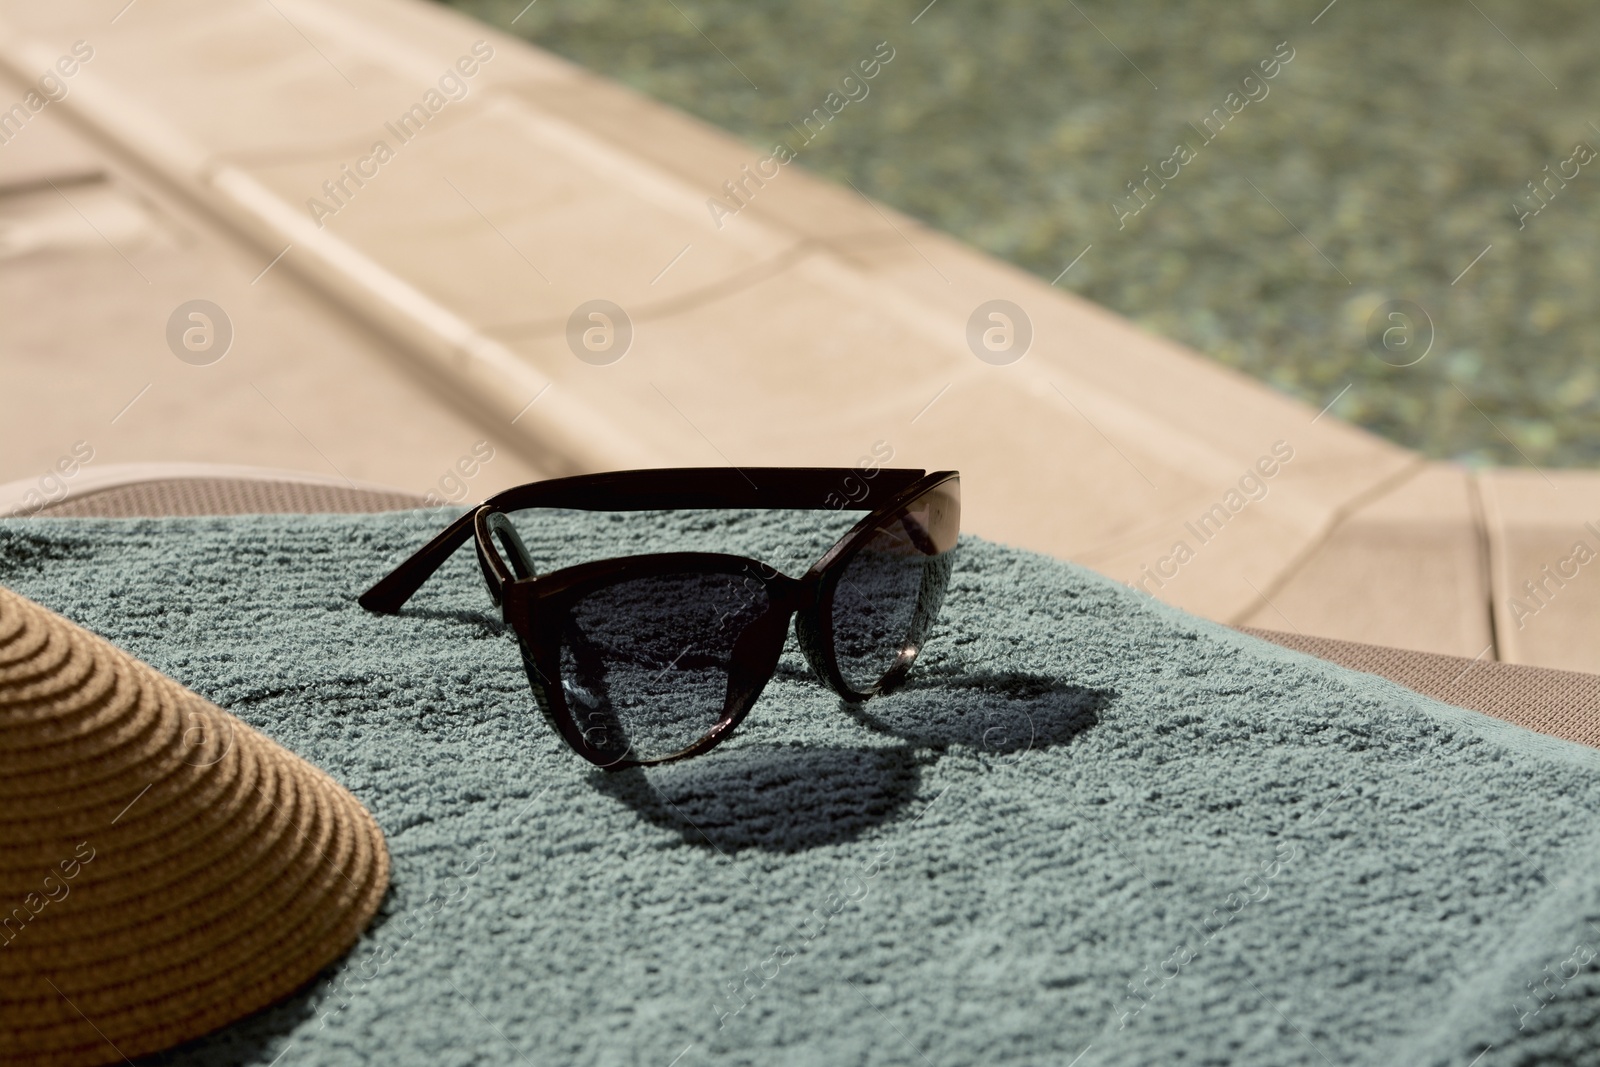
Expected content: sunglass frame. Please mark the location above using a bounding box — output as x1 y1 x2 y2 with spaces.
361 467 960 770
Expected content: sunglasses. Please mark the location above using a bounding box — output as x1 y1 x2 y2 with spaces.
360 467 960 769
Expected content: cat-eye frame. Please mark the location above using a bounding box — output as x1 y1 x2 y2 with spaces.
360 467 960 769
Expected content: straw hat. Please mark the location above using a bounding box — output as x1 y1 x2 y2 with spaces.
0 585 389 1066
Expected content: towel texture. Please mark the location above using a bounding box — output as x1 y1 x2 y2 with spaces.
2 510 1598 1067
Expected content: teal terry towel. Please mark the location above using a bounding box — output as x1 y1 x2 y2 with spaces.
2 510 1599 1067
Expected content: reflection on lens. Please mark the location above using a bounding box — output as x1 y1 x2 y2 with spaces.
558 570 770 763
831 481 959 693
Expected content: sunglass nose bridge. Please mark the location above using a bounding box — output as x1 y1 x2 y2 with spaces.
764 571 811 613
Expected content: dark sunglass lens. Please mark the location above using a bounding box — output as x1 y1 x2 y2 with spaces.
557 570 771 764
830 480 960 694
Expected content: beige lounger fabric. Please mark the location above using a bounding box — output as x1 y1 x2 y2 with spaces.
30 479 426 518
25 476 1600 751
1239 627 1600 751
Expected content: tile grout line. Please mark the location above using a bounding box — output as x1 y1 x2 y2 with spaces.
1223 455 1429 627
1465 468 1504 664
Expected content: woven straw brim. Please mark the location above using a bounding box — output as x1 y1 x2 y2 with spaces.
0 586 390 1067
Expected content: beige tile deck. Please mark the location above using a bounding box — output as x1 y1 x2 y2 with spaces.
0 63 544 503
1238 464 1493 658
1480 469 1600 673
